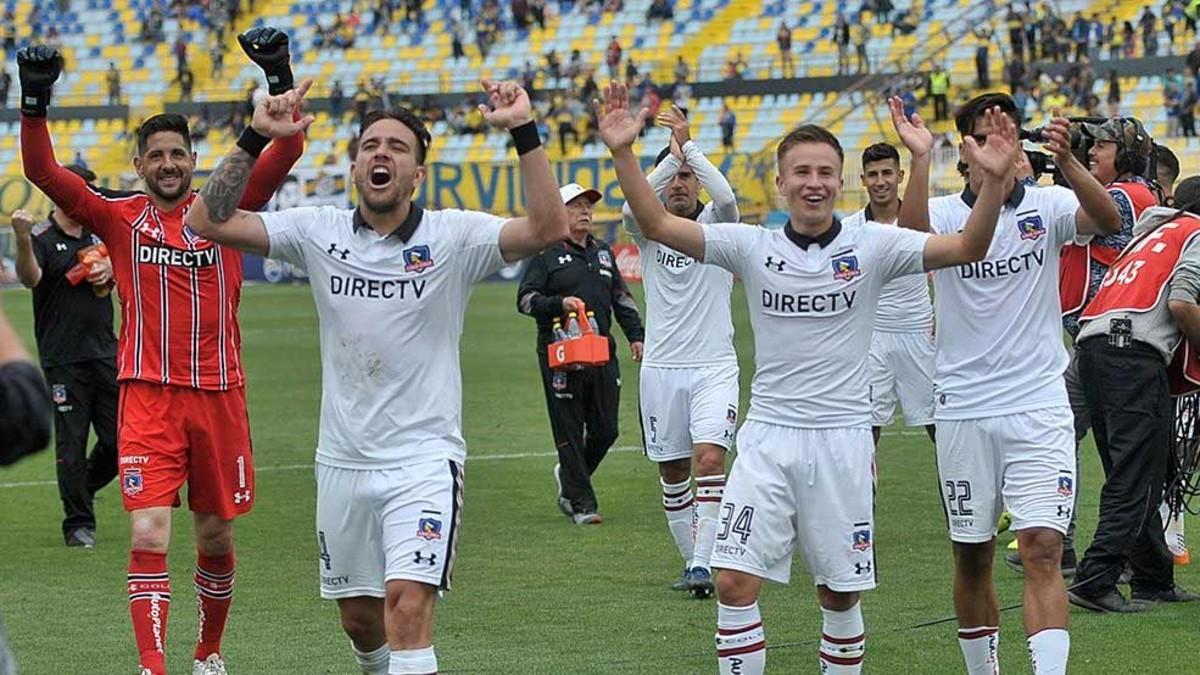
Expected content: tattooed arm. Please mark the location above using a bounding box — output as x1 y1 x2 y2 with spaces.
186 79 315 255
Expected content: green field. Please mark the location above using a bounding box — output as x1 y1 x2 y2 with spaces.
0 282 1196 674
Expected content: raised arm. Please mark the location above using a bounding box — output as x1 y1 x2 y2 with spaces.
477 79 569 262
10 211 42 288
18 47 107 229
621 149 680 234
1040 115 1121 236
921 106 1016 270
186 80 315 255
658 105 739 222
597 82 705 260
235 26 307 210
890 96 933 232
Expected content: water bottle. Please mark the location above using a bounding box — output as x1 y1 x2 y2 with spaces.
586 311 599 334
553 318 567 341
566 312 581 338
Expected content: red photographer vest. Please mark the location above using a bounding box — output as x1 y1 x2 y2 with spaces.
1081 215 1200 395
1060 180 1158 315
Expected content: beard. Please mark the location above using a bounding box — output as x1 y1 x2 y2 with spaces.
145 173 191 202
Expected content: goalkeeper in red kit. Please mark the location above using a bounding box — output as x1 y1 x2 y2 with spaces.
18 28 312 675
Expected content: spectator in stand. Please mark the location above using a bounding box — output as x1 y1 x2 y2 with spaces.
567 49 584 80
928 64 950 121
719 103 736 151
1 10 15 55
353 80 370 124
647 0 673 22
892 9 916 35
1187 38 1200 77
1124 19 1137 57
874 0 893 24
777 21 793 77
546 50 562 81
1107 68 1121 116
1089 12 1105 61
172 34 187 79
178 68 194 102
329 80 346 122
451 19 465 58
1142 5 1160 55
855 21 871 73
975 25 993 89
0 70 9 109
1006 4 1025 62
1006 55 1026 93
834 13 851 75
210 41 224 78
674 55 690 84
106 63 120 105
724 52 745 80
1182 79 1198 136
1071 11 1090 62
531 0 547 29
1108 16 1123 59
405 0 423 25
1165 80 1182 137
1165 0 1179 52
512 0 530 29
606 35 622 80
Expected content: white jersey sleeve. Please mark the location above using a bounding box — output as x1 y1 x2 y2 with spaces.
441 209 508 283
622 154 682 243
702 222 760 277
1037 184 1083 245
682 141 739 223
869 223 930 281
262 206 332 271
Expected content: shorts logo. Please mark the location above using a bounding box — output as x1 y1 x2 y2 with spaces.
122 468 143 497
552 371 567 391
51 384 67 405
851 528 872 552
726 406 737 424
403 245 434 273
414 551 438 566
597 250 612 267
417 517 443 541
1057 475 1073 497
832 255 861 281
1017 215 1046 241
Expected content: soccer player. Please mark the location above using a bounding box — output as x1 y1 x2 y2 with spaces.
621 106 740 597
842 142 936 446
17 27 307 675
599 81 1015 675
184 80 567 675
1005 117 1157 575
893 92 1121 672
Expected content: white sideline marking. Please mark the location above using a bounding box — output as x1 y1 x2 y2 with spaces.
0 429 929 490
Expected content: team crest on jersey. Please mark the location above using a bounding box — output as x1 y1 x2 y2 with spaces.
852 528 872 552
552 371 568 391
1017 214 1046 241
831 255 862 281
417 517 443 540
597 250 612 267
122 468 143 497
51 384 67 404
726 406 737 424
403 245 435 273
1057 475 1073 497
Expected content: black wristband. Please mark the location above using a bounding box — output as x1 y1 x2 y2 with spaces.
510 121 541 156
20 88 51 117
236 127 271 158
264 67 295 96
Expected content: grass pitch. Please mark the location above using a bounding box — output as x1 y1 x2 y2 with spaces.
0 283 1196 674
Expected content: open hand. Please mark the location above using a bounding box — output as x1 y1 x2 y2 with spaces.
965 106 1019 182
888 96 934 158
593 81 649 150
1039 110 1077 165
656 105 691 148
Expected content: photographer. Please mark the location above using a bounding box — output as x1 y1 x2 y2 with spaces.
1068 177 1200 612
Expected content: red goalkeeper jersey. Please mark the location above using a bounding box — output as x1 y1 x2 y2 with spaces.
21 116 303 390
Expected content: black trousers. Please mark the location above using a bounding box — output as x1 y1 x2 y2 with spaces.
1074 340 1174 596
538 350 620 514
44 359 119 537
933 93 948 120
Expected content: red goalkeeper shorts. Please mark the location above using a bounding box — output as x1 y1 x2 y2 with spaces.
117 380 255 519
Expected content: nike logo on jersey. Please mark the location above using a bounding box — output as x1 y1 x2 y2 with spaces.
761 290 856 313
330 275 427 300
655 249 694 269
958 249 1045 280
138 245 217 268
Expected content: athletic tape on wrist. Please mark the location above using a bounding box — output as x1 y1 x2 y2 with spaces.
510 121 542 156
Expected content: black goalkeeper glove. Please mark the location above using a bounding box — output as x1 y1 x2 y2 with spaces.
16 45 63 117
238 26 294 96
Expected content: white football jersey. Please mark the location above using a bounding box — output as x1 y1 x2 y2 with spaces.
928 185 1080 420
843 207 933 333
261 205 507 469
624 143 739 367
702 220 929 428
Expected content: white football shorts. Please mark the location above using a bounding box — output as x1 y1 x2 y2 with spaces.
709 420 877 592
868 330 936 427
936 407 1076 543
315 458 463 599
639 362 740 462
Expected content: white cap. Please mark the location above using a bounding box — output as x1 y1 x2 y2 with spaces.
559 183 602 205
